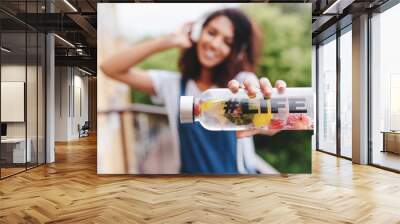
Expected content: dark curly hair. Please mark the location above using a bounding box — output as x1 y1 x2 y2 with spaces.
178 8 262 87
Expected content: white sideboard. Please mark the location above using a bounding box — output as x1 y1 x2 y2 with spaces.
1 138 32 163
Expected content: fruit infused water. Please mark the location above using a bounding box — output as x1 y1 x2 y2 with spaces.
180 88 314 131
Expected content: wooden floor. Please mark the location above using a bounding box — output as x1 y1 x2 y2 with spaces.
1 163 44 178
1 167 26 178
1 135 400 223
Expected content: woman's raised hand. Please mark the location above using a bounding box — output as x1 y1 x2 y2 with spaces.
168 22 194 49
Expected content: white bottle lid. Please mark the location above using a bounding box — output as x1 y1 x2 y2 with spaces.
180 96 194 123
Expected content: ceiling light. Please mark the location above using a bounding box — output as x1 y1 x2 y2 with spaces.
78 67 93 76
323 0 354 15
63 0 78 12
54 34 75 48
1 47 11 53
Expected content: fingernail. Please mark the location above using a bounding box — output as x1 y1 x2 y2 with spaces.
279 86 286 93
248 88 256 98
264 90 271 98
262 79 271 88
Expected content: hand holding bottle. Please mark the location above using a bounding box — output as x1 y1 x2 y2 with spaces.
227 77 287 137
227 77 287 98
180 78 314 133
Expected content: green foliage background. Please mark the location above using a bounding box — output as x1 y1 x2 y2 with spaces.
133 3 312 173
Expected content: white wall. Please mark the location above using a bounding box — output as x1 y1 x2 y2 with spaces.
1 65 38 138
54 67 89 141
55 66 69 141
1 64 46 164
312 45 316 150
1 66 26 139
72 73 89 138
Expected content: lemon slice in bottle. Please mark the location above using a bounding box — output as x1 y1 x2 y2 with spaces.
252 113 272 127
201 100 224 113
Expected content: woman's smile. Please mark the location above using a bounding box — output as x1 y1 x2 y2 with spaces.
197 15 234 68
205 49 217 60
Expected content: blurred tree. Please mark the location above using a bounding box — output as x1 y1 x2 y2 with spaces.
254 131 312 173
241 3 312 87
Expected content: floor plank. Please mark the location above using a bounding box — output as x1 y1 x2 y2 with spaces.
0 135 400 223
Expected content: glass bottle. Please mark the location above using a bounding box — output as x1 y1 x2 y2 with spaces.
180 88 314 131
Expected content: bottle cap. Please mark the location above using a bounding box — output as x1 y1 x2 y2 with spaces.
180 96 194 123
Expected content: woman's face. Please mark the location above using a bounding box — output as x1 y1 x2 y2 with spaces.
197 15 234 69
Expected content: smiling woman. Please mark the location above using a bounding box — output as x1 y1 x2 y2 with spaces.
180 9 261 89
98 1 304 174
100 6 288 175
197 16 234 68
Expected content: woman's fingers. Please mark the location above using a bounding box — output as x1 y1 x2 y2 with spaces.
179 21 195 36
229 77 284 98
275 80 287 94
259 77 272 98
183 21 194 31
243 79 257 98
228 79 240 93
170 21 195 49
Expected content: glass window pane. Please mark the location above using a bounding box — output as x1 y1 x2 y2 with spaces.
340 29 352 158
1 30 27 177
371 3 400 171
1 0 46 179
38 32 45 165
318 37 337 154
27 0 39 169
27 31 38 169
